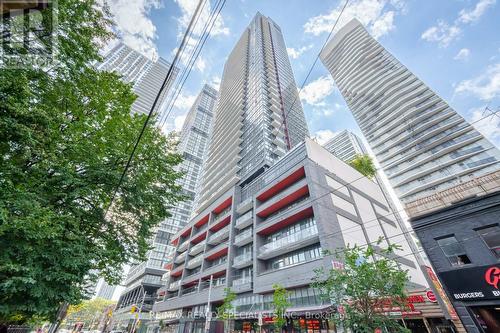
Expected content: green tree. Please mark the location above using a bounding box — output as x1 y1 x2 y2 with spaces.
349 154 377 179
0 0 184 323
271 284 290 332
63 298 115 330
217 288 236 333
312 243 410 333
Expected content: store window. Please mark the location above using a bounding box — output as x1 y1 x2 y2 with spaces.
476 224 500 258
436 235 471 266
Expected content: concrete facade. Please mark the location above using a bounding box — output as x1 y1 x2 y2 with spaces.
152 139 426 332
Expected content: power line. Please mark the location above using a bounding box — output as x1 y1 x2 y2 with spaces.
104 0 206 217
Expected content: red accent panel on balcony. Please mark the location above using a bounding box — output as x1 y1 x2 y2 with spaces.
206 246 228 260
170 266 183 277
194 214 209 228
256 167 305 202
213 197 232 214
158 290 166 296
181 227 192 238
182 280 199 287
164 263 173 270
257 206 314 235
202 269 226 279
171 238 179 246
191 231 207 244
257 185 309 218
210 215 231 232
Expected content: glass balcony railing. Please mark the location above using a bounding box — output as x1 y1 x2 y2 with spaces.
189 240 206 255
187 253 204 268
235 210 253 227
208 226 229 243
234 228 253 244
175 251 187 263
178 239 189 252
233 252 252 266
168 280 181 290
259 226 318 256
232 277 252 286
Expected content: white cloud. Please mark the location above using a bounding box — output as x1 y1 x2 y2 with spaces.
304 0 403 39
421 21 461 48
300 76 335 106
287 44 313 59
455 63 500 100
174 93 197 110
422 0 496 48
173 0 229 72
174 114 187 132
470 106 500 144
107 0 161 59
210 75 221 90
458 0 496 24
313 130 338 145
454 48 471 61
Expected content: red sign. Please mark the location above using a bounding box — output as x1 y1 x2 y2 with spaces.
484 266 500 289
426 290 437 303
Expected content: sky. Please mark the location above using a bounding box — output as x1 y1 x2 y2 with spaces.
105 0 500 149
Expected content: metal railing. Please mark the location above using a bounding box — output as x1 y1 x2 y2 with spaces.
259 226 318 256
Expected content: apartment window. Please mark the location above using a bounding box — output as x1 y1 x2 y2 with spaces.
436 235 471 266
476 225 500 258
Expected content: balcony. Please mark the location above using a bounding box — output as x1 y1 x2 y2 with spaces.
168 280 181 291
189 240 206 256
232 252 252 269
258 226 319 260
232 277 253 293
174 251 187 264
178 239 189 253
213 207 231 225
256 179 308 218
236 197 253 214
186 253 204 269
235 210 253 230
170 264 184 278
180 286 198 296
207 225 230 245
234 228 253 247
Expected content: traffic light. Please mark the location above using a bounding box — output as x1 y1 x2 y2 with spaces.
130 305 137 314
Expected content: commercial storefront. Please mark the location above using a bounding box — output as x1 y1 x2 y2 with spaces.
438 264 500 332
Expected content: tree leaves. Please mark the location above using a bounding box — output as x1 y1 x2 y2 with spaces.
348 154 377 180
0 0 183 324
312 244 410 333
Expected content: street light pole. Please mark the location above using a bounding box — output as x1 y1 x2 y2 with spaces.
204 275 213 333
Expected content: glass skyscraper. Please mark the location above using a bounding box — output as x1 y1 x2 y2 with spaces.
320 19 500 204
97 42 178 116
112 85 217 329
197 13 309 212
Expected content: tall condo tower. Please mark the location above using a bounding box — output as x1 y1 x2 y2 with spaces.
320 19 500 203
97 42 178 116
323 130 368 162
112 85 217 329
197 12 309 211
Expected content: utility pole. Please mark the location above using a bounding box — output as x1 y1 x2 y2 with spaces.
204 275 214 333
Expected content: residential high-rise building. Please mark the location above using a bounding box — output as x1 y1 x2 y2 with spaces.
152 139 451 333
111 85 217 331
97 42 178 116
319 19 500 204
323 130 368 162
197 12 309 212
94 278 116 300
147 13 461 333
